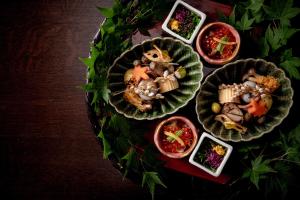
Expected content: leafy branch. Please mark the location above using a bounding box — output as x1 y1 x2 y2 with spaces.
221 0 300 80
234 124 300 198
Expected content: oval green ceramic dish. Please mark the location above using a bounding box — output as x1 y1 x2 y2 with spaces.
108 37 203 120
196 58 293 142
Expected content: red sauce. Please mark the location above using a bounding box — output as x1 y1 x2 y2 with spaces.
160 120 193 153
201 25 236 60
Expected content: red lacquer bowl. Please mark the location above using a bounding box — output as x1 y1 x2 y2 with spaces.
154 116 198 159
196 22 240 65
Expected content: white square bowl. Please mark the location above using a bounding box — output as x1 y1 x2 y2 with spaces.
189 132 233 177
162 0 206 44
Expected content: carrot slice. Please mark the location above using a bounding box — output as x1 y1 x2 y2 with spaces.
247 99 268 117
132 65 149 83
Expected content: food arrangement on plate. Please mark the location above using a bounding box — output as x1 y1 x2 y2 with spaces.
212 68 280 133
123 45 187 112
196 22 240 65
108 37 203 120
189 132 232 177
196 59 293 142
154 116 198 158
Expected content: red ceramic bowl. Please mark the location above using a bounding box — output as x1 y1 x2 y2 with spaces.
196 22 240 65
154 116 198 159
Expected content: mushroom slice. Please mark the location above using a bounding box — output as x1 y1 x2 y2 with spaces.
222 103 244 123
215 114 247 133
123 86 152 112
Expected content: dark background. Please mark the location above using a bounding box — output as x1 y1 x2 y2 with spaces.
0 0 151 199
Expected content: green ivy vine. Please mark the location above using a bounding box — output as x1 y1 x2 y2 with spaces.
80 0 300 199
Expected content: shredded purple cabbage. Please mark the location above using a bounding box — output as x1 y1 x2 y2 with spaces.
205 149 223 169
174 7 189 22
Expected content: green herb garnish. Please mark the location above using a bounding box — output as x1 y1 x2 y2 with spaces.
216 36 229 54
166 129 183 142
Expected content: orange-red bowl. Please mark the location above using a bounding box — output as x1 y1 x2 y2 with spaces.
154 116 198 159
196 22 240 65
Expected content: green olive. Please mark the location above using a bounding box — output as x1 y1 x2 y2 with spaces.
211 102 221 113
174 66 186 79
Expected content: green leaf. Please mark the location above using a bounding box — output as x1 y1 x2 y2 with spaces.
82 47 103 82
236 11 255 31
252 9 264 23
121 147 138 178
288 124 300 144
97 7 115 18
280 59 300 79
98 130 112 159
108 114 131 135
228 6 236 25
280 49 300 79
259 36 270 57
100 18 115 38
285 124 300 163
99 116 107 128
238 143 261 160
82 82 94 92
101 82 110 103
247 0 264 13
120 39 131 51
263 0 300 26
79 45 100 79
142 172 167 200
265 25 299 52
93 77 110 104
243 156 276 189
115 135 130 155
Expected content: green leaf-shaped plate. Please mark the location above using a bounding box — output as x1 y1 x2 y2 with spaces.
108 37 203 120
196 58 294 142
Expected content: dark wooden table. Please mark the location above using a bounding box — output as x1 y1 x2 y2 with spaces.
1 0 300 200
0 0 152 199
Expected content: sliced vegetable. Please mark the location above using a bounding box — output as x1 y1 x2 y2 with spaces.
167 130 183 142
164 131 185 146
132 65 149 83
215 114 247 133
213 37 237 45
243 99 268 117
